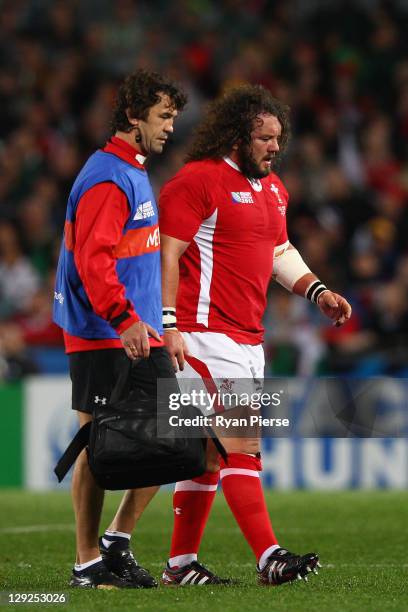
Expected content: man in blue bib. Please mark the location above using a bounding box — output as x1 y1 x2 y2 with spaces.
53 70 186 589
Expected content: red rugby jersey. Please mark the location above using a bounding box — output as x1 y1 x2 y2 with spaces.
159 157 289 345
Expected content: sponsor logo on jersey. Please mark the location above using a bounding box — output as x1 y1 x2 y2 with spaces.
133 200 155 220
231 191 254 204
146 227 160 248
114 224 160 258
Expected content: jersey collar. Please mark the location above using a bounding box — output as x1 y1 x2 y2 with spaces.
223 156 263 192
102 136 146 170
223 156 241 172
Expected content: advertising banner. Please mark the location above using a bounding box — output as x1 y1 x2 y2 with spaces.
0 383 23 487
24 376 77 490
21 376 408 490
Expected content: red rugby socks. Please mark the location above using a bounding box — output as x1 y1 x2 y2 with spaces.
220 453 278 564
168 470 219 568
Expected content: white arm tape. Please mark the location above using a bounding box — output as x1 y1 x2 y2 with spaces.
272 245 312 292
273 240 290 257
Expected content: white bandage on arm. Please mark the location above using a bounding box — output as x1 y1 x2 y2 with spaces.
272 242 312 292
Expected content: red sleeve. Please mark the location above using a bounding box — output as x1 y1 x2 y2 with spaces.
276 180 289 247
74 182 139 335
159 171 213 242
276 218 288 247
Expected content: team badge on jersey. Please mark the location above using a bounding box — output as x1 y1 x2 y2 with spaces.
270 184 286 215
219 378 235 392
231 191 254 204
270 184 284 203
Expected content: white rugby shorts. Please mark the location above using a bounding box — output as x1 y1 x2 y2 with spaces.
176 332 265 413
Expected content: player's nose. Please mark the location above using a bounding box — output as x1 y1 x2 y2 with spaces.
165 121 174 133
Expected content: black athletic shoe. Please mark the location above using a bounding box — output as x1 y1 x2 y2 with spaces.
99 537 157 588
69 560 127 589
257 548 321 586
299 552 321 580
162 560 233 586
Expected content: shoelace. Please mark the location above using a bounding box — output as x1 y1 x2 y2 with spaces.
275 548 297 558
191 561 214 575
273 550 302 564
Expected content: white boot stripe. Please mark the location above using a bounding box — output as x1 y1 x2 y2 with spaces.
180 570 197 585
198 576 209 585
268 560 281 583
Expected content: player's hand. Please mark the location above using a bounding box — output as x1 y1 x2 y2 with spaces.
318 291 352 327
164 329 189 371
120 321 161 360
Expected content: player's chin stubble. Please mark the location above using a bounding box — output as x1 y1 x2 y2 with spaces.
238 146 272 179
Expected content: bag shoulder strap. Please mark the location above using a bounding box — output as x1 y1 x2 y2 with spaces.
54 422 91 483
204 425 228 463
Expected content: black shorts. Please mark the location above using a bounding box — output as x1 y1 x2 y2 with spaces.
69 347 175 414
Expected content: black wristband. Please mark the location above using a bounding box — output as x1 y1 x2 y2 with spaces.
305 281 328 304
162 307 177 329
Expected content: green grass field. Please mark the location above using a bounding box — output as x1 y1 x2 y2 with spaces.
0 490 407 611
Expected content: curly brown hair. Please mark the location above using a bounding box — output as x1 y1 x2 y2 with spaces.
110 69 187 134
186 84 290 162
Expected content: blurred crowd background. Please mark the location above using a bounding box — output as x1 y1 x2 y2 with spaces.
1 0 408 381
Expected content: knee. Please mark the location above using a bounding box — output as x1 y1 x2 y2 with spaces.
222 438 260 455
206 439 220 472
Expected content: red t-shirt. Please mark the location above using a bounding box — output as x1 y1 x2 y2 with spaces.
159 157 289 344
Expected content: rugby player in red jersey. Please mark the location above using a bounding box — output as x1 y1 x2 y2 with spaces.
159 85 351 586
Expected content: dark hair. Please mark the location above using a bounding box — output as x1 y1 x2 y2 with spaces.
186 84 291 162
110 69 187 133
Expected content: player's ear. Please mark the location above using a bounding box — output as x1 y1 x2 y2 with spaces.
231 142 239 151
126 109 139 129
